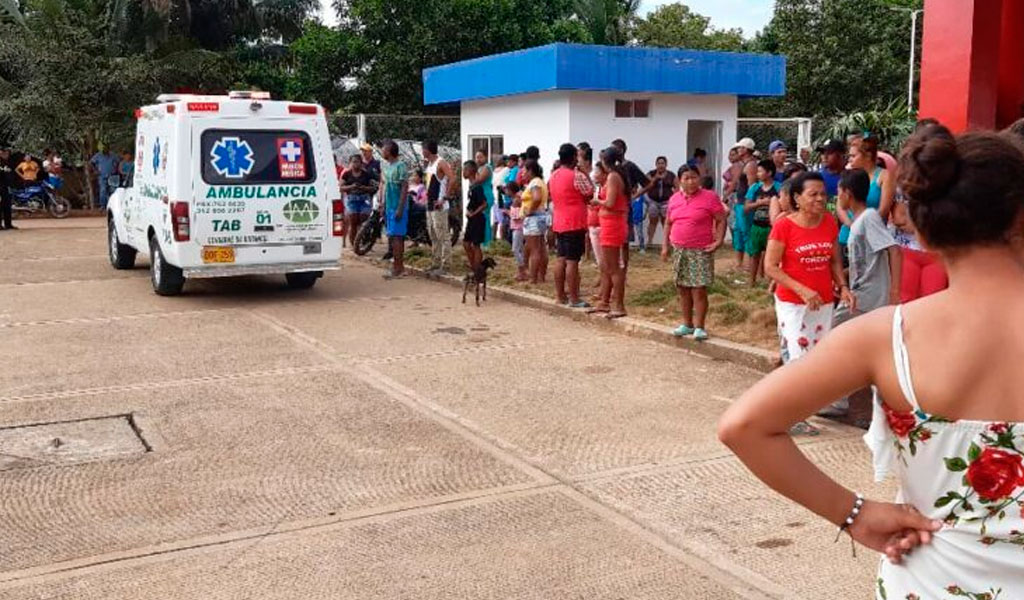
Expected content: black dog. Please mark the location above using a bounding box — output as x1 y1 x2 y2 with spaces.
462 257 497 306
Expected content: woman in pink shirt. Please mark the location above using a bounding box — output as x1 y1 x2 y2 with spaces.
660 165 727 341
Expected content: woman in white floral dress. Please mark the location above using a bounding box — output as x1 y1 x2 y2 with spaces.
719 123 1024 599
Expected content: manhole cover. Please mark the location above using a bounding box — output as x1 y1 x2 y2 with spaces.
0 414 149 471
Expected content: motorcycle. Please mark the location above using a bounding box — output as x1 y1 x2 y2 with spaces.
11 181 71 218
352 199 461 257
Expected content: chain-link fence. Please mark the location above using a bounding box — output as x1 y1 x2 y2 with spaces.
328 113 460 148
736 118 813 160
327 113 462 173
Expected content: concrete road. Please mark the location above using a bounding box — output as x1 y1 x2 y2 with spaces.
0 218 892 599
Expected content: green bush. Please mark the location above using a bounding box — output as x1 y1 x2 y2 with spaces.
630 280 676 306
711 301 749 325
708 276 732 297
486 239 513 258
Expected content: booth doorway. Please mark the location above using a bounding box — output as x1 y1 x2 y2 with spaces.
686 120 723 193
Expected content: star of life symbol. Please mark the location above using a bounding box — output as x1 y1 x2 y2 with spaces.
152 138 160 174
210 137 255 179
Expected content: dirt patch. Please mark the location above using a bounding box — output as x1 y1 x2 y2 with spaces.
402 242 778 351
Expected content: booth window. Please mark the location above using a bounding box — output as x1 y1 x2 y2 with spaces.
469 135 504 165
615 99 651 118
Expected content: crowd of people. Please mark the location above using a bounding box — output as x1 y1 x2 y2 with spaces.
720 120 1024 600
344 128 958 399
0 147 67 230
0 144 135 228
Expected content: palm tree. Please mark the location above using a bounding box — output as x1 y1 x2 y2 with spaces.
0 0 25 26
107 0 319 54
573 0 640 45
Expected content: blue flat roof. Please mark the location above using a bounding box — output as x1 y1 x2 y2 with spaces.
423 43 785 105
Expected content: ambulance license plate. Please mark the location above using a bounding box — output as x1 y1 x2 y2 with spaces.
202 246 235 264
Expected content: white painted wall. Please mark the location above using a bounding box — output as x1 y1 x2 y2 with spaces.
457 90 739 246
567 91 737 178
461 91 571 175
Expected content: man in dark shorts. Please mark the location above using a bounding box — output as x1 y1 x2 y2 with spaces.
548 143 594 307
461 161 486 272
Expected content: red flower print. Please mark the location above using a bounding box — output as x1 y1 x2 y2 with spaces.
797 337 809 348
947 586 962 595
989 423 1009 435
917 429 932 441
966 448 1024 501
815 324 823 333
800 323 806 331
883 404 917 438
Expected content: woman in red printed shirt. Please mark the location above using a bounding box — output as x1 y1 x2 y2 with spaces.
765 172 855 368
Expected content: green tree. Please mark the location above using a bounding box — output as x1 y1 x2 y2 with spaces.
0 0 233 156
0 0 26 25
744 0 922 118
572 0 640 45
633 3 744 51
336 0 589 114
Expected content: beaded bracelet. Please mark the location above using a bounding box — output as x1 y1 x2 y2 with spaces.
834 492 865 556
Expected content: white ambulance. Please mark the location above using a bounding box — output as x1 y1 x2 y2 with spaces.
107 91 344 295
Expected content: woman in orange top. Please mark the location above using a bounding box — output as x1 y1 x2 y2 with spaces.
588 147 629 318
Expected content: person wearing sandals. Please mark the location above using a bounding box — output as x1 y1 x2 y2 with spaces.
720 123 1024 599
662 165 726 341
520 159 550 284
549 143 594 308
764 171 855 435
379 140 409 279
587 148 630 319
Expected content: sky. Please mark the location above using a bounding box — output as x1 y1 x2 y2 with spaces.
317 0 775 39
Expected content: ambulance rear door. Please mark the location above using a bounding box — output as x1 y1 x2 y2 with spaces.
190 120 332 266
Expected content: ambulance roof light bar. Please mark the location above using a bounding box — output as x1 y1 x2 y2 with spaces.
228 90 272 100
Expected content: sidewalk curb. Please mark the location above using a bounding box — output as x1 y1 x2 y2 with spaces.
360 256 777 373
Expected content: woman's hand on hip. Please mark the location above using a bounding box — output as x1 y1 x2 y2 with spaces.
848 501 942 564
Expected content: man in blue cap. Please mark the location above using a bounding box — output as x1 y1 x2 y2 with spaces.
816 138 846 216
768 140 788 183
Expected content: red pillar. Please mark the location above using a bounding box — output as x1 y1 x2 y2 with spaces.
918 0 1003 132
997 0 1024 128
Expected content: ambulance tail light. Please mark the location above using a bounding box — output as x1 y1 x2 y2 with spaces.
170 202 191 242
332 200 344 237
288 105 318 115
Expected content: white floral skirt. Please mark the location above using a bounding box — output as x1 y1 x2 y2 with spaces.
775 299 834 364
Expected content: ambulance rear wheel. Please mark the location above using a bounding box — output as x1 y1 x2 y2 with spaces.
286 271 321 290
149 236 185 296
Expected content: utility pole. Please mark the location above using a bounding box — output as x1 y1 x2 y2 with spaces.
891 7 925 111
908 9 923 111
